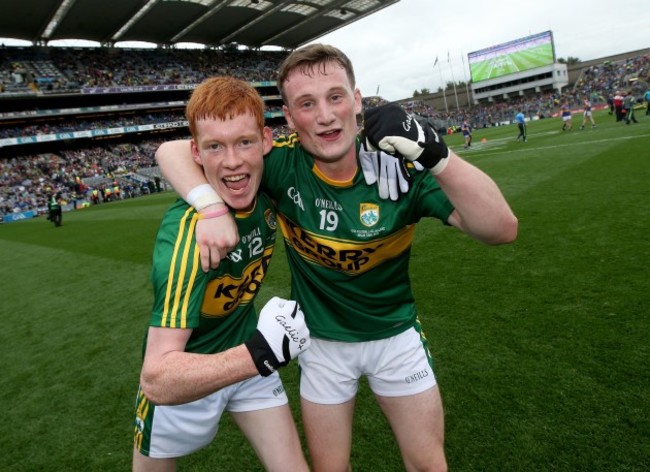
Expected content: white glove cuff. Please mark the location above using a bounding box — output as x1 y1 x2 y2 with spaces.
430 151 450 175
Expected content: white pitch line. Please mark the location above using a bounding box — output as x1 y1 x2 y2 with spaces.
452 132 650 157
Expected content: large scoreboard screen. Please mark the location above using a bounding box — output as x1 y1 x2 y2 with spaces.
468 31 555 83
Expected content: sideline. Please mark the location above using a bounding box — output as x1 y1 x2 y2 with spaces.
453 131 650 156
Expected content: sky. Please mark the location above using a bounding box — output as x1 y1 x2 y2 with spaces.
312 0 649 101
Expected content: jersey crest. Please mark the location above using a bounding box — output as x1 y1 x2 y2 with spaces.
360 203 379 227
264 208 277 230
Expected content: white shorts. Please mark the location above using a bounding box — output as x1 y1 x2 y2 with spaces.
299 327 437 404
562 115 572 122
584 110 592 117
134 373 287 458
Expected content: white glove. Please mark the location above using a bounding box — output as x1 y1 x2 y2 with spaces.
359 143 424 201
245 297 310 376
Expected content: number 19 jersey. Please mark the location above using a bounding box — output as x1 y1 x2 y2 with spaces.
262 136 454 342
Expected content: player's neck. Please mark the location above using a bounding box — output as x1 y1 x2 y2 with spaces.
313 153 357 182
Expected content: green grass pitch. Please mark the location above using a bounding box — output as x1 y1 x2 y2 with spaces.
1 109 649 470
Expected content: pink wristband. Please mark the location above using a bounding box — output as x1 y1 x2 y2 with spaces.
198 206 229 219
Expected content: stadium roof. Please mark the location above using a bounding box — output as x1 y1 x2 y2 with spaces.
0 0 399 49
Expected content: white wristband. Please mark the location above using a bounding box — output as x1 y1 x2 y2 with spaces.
186 184 223 211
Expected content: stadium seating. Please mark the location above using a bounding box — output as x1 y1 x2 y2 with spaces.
1 46 648 219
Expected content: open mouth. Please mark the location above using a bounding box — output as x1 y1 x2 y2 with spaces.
223 174 249 192
318 129 341 140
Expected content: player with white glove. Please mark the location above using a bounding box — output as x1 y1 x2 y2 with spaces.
363 103 450 175
245 296 311 376
359 139 424 201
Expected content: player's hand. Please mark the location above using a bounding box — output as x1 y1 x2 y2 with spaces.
359 139 409 201
364 103 450 174
245 297 311 377
359 139 424 200
195 205 239 272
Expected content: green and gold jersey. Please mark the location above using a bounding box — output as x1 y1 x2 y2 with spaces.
262 135 454 342
147 196 277 354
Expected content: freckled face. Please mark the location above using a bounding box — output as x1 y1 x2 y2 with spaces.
191 113 272 210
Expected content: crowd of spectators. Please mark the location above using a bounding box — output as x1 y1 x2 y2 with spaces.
0 120 292 218
363 54 649 131
573 54 649 101
395 53 649 131
0 139 163 218
367 91 573 130
0 46 285 94
0 112 185 139
0 107 284 140
2 45 647 133
2 49 648 219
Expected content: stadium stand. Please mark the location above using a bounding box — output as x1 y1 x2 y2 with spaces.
0 46 293 221
1 0 404 221
394 52 648 132
1 45 648 221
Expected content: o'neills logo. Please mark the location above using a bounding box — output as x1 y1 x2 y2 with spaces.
405 369 429 383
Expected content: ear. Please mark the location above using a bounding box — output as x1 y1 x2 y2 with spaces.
353 88 362 115
190 139 202 166
262 127 274 154
282 104 295 130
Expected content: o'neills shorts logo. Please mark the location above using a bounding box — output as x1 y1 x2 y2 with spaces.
360 203 379 227
405 369 429 384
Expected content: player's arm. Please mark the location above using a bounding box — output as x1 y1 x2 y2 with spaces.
156 139 238 271
364 103 518 244
435 153 517 244
140 297 311 405
140 326 257 405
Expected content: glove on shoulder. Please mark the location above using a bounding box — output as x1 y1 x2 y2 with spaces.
364 103 449 174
